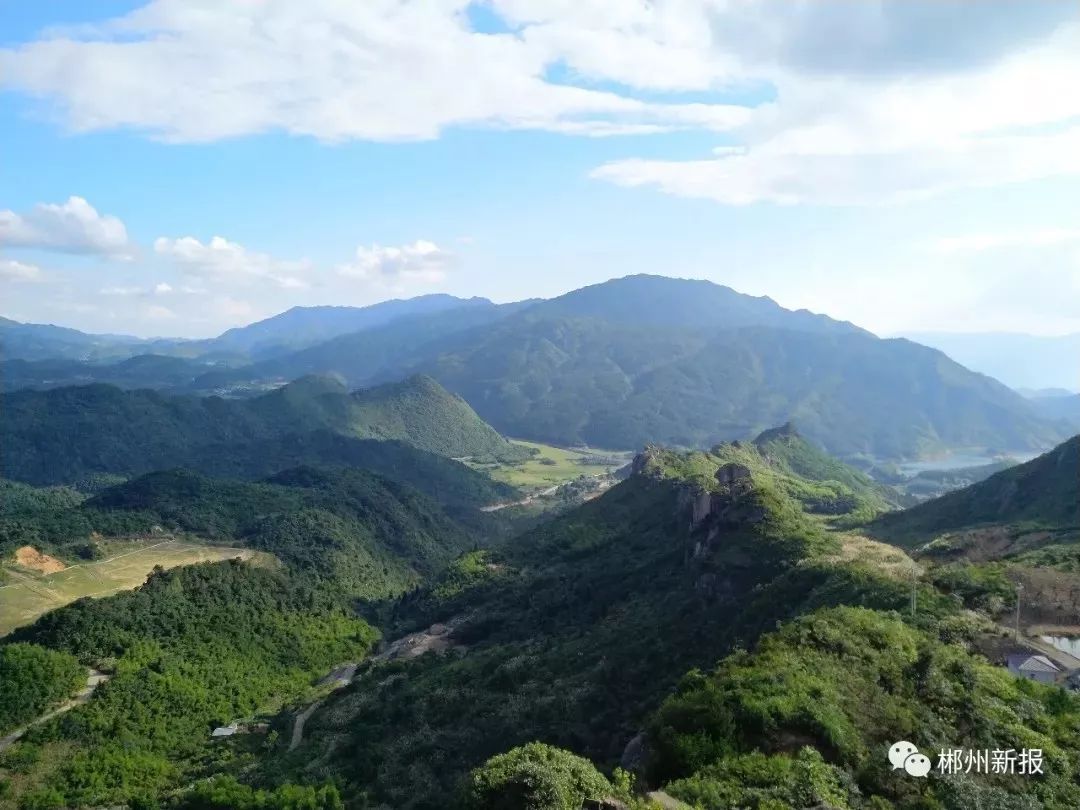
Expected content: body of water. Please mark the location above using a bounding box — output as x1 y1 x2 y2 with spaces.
1040 636 1080 659
892 452 1040 478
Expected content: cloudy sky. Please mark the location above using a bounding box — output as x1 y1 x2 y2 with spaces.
2 0 1080 338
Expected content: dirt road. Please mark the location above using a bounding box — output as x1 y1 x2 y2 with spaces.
288 618 466 750
0 669 109 754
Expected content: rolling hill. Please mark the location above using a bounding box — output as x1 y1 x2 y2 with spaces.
0 374 528 486
6 422 1080 809
4 276 1065 461
869 434 1080 542
412 316 1061 458
257 435 1078 809
174 276 1064 461
195 294 494 359
0 316 154 362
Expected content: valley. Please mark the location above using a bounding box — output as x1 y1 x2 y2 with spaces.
1 279 1078 810
6 9 1080 807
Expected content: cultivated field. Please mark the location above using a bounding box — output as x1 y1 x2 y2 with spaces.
0 539 264 636
473 439 632 490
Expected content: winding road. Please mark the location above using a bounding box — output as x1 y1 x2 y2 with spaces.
0 669 110 754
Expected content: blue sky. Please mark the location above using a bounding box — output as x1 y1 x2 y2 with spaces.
2 1 1080 338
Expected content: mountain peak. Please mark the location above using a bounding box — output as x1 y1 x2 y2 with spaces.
752 422 801 445
529 273 865 335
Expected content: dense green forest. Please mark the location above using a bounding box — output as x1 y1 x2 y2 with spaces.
5 277 1064 462
168 276 1063 460
3 422 1079 809
1 466 483 597
1 561 378 808
258 444 929 807
0 374 527 486
0 643 84 737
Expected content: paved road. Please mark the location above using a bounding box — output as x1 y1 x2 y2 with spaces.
0 669 109 753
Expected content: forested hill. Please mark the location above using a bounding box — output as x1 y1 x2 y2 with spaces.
869 434 1080 542
410 319 1061 458
3 276 1064 460
260 438 1080 810
0 373 528 485
194 276 1061 460
517 273 867 334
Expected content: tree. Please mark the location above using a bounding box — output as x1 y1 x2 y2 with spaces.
464 742 614 810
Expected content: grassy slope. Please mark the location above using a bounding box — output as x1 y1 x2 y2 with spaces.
342 375 530 462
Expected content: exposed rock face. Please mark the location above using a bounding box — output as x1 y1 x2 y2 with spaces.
583 799 629 810
681 462 765 536
631 445 664 477
715 462 753 487
620 731 649 773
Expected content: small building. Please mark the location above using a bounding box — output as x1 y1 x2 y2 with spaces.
211 723 239 738
1007 654 1061 685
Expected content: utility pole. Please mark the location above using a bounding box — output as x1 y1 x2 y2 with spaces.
1015 582 1024 642
910 562 917 619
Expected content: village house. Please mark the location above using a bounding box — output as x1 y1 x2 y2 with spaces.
1007 654 1061 685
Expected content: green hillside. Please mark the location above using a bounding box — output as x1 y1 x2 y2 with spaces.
0 374 527 486
176 276 1064 461
419 319 1061 458
750 422 900 515
5 426 1080 809
264 445 943 807
869 434 1080 543
5 278 1061 462
3 561 377 809
342 374 529 460
254 444 1080 809
2 466 477 597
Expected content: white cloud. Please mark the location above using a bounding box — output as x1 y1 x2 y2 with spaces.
1 2 1077 208
932 228 1080 254
0 196 134 257
154 282 173 294
154 235 311 289
0 0 748 143
99 285 143 296
0 259 42 282
338 240 454 285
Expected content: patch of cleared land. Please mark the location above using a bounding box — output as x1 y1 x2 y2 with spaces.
472 439 632 491
816 532 919 580
0 540 268 636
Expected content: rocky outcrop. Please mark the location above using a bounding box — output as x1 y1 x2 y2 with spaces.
620 731 650 774
681 462 766 536
630 445 664 477
583 799 629 810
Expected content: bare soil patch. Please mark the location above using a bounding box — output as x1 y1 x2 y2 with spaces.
13 546 66 574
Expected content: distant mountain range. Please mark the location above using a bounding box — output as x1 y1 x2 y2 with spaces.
904 330 1080 391
2 275 1071 460
1022 389 1080 428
